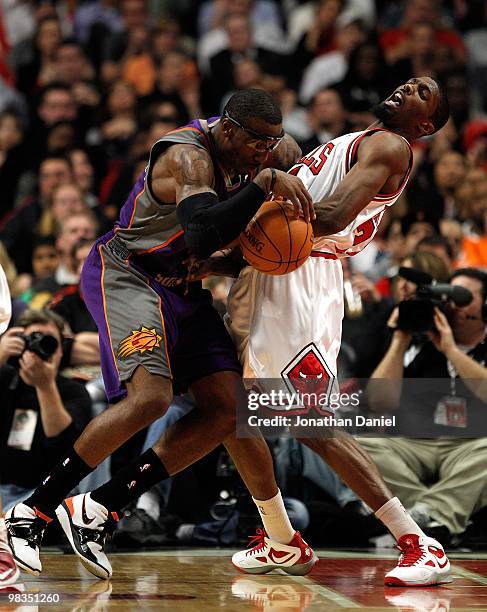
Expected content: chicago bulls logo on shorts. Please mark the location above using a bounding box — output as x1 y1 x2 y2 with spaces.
281 343 336 416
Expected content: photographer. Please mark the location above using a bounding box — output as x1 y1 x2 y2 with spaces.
363 268 487 544
0 309 92 511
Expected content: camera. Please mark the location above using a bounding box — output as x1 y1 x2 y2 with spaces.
396 267 473 333
7 332 59 390
15 332 59 361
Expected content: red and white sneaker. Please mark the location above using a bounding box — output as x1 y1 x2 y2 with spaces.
384 534 452 586
0 520 19 586
232 529 318 575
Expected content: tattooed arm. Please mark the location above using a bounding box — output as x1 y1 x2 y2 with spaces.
149 143 312 258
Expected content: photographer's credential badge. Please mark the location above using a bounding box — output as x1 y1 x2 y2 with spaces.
7 409 38 450
434 359 467 428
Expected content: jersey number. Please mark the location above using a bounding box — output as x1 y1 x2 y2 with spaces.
289 143 334 176
335 211 383 255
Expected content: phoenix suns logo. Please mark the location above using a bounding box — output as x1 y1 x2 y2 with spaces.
117 326 163 359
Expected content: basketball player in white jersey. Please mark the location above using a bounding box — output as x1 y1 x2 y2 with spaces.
0 264 19 587
225 77 453 586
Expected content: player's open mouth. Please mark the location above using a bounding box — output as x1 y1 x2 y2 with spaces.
385 91 404 108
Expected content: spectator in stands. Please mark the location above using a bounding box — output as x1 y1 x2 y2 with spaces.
14 15 63 97
298 15 366 105
54 39 96 88
390 21 437 83
0 110 25 216
406 150 467 221
55 210 98 286
444 70 471 132
335 41 391 120
38 182 89 237
403 215 440 257
207 13 287 111
101 0 151 86
0 308 92 510
100 80 138 160
73 0 124 47
300 88 350 153
50 239 97 335
456 167 487 237
0 155 73 274
379 0 465 66
14 236 61 309
417 234 454 272
364 268 487 545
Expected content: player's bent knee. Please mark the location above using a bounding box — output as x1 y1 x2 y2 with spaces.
130 377 173 425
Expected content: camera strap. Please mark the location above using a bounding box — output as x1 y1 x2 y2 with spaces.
446 359 457 397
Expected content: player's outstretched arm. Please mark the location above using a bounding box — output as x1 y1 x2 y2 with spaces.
312 132 410 237
156 144 312 258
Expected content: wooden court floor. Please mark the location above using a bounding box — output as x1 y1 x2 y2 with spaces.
2 548 487 610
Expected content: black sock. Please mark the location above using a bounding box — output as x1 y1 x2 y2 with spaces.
24 450 94 519
91 448 169 512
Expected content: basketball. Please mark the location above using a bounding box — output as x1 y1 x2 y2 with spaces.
239 199 314 275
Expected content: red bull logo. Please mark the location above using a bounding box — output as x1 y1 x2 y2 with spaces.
281 343 335 415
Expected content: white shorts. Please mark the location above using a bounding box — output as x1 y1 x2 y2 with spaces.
225 255 344 394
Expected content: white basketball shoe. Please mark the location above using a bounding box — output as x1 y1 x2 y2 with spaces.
232 528 318 575
56 493 118 580
5 504 49 576
384 534 452 586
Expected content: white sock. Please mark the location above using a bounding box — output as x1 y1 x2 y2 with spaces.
136 491 160 522
253 489 295 544
375 497 425 541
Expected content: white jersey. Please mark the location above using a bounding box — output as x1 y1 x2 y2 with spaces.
290 128 412 258
225 128 412 412
0 264 11 334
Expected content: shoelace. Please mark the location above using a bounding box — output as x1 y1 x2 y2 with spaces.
78 518 116 552
6 517 46 549
245 528 267 557
397 541 425 567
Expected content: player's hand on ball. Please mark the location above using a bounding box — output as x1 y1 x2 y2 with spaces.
270 170 315 223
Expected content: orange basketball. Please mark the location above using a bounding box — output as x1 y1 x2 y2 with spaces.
239 199 314 275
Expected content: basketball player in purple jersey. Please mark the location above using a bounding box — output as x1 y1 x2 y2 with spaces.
6 89 318 578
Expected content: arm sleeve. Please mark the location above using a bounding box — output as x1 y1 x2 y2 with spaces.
176 181 267 259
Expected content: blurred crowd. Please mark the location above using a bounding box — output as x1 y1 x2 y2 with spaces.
1 0 487 551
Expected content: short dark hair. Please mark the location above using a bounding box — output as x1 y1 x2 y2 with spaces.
17 308 65 339
33 235 57 251
223 89 282 127
451 268 487 300
417 234 453 260
404 251 450 283
430 78 450 133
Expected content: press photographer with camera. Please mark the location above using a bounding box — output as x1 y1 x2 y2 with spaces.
362 268 487 545
0 309 92 512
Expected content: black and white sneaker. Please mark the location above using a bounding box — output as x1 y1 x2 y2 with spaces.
5 504 49 575
56 493 118 580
